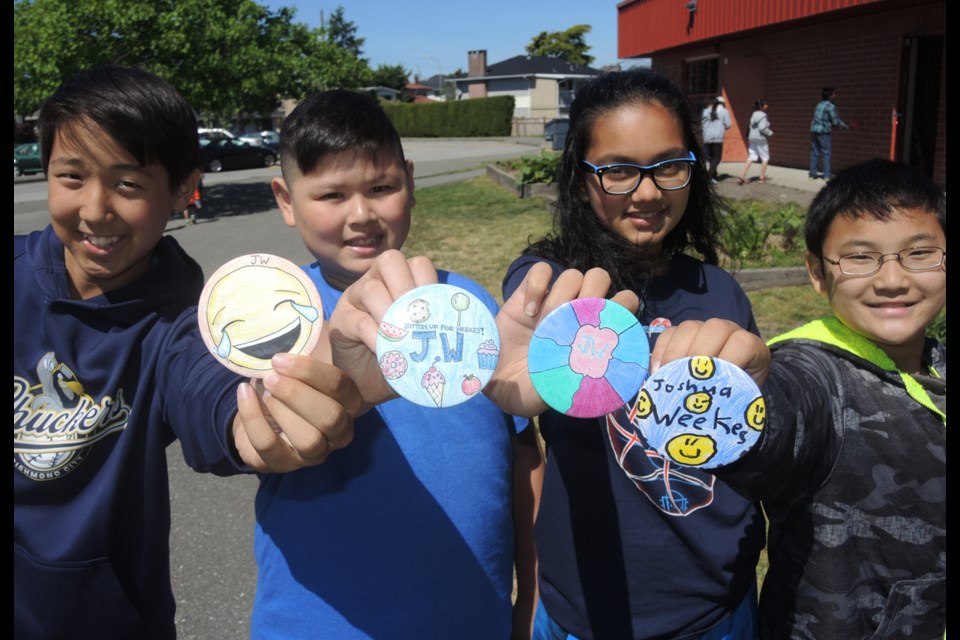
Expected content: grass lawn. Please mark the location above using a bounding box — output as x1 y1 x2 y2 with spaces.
407 177 553 300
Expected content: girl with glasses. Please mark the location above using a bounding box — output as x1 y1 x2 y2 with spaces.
501 69 764 640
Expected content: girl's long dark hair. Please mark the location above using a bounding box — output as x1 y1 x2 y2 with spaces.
526 69 727 293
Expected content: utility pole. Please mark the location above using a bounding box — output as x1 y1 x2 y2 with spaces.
423 55 443 100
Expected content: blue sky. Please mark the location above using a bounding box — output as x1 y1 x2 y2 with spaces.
264 1 630 80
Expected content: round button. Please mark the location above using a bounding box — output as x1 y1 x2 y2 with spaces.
198 254 323 377
528 298 650 418
634 356 765 469
376 283 499 408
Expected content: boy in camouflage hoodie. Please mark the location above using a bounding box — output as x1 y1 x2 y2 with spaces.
717 159 945 638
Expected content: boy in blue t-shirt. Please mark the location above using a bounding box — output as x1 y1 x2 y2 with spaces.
255 89 541 639
14 66 361 640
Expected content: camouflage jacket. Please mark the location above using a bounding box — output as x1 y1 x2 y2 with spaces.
718 317 946 639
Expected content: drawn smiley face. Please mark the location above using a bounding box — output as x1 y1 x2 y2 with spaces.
633 389 654 419
689 356 716 380
665 434 717 467
684 391 712 414
745 396 766 431
199 254 322 376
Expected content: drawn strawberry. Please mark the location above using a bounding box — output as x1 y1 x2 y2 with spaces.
461 373 482 396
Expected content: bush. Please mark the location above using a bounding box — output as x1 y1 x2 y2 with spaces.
382 96 514 137
720 201 807 269
511 151 560 186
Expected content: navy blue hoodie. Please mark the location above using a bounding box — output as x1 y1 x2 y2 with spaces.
14 227 246 639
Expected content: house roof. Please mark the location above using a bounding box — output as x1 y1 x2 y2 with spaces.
420 72 466 90
461 54 601 81
360 86 402 97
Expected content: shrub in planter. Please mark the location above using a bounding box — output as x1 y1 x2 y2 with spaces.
511 152 560 187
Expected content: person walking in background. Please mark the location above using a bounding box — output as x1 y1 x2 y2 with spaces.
738 99 772 185
701 95 731 183
181 174 204 224
809 87 849 180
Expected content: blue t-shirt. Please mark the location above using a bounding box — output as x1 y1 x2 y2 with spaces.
504 253 766 640
251 264 527 639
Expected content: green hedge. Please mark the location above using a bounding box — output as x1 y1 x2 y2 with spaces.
382 96 514 137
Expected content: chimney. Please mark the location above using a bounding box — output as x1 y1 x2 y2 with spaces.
467 50 488 98
468 50 487 77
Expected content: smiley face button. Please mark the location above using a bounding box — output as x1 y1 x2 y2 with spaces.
633 356 764 469
528 298 650 418
198 254 323 377
375 283 499 409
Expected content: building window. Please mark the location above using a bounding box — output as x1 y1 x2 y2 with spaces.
685 57 718 99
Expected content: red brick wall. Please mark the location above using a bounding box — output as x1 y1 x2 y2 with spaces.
932 44 945 189
650 3 945 188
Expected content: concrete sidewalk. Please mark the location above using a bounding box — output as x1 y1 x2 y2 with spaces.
713 161 826 209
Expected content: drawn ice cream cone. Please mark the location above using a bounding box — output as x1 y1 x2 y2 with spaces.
421 357 446 408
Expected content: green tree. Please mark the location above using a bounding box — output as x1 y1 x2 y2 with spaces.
13 0 371 120
525 24 594 66
372 64 409 91
325 5 364 59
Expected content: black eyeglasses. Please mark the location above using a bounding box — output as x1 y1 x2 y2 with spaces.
581 152 697 194
822 247 946 276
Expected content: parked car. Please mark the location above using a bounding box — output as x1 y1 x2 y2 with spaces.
237 130 280 154
199 138 276 173
14 142 43 177
197 127 237 143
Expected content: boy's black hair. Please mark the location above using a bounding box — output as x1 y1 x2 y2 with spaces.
38 65 199 191
805 158 946 256
821 87 835 101
754 99 768 111
279 90 405 181
526 68 726 293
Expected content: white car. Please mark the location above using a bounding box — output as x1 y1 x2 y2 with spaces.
198 128 237 143
237 130 280 153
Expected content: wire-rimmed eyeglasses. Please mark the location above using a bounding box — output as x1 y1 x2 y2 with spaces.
822 247 945 276
581 152 697 194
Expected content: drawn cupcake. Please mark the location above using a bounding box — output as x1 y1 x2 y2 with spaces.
476 338 499 370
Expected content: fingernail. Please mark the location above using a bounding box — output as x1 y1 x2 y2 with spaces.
271 353 292 369
263 371 280 388
525 301 540 316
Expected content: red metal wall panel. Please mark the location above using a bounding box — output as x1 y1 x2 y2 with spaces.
618 0 888 58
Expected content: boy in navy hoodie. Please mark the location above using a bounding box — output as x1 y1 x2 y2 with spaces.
13 65 360 639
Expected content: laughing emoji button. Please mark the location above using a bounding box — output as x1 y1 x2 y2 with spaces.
198 254 323 377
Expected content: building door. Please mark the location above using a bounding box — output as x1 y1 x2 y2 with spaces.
895 35 942 178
